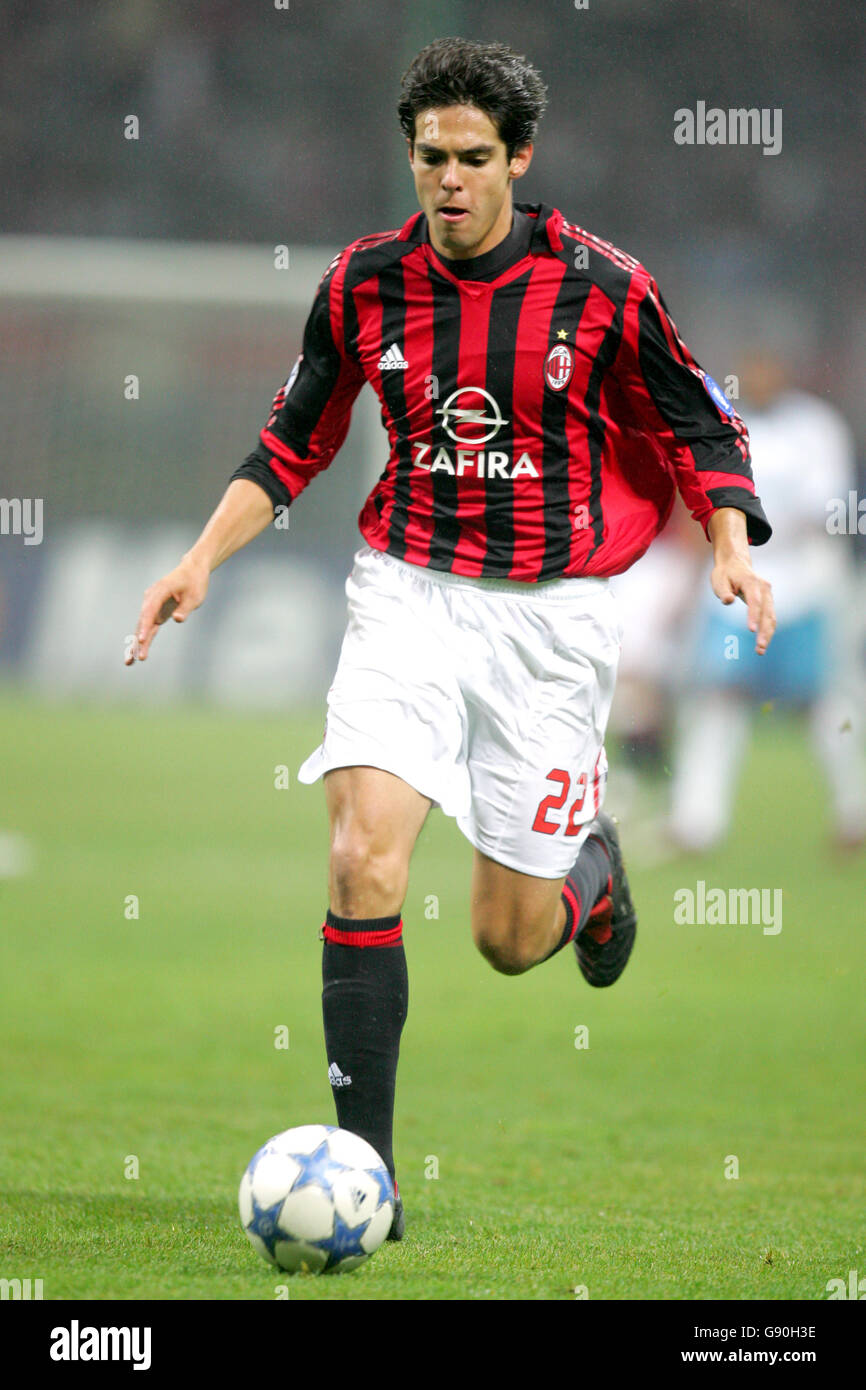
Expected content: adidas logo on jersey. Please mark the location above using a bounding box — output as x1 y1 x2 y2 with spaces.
328 1061 352 1088
378 342 408 370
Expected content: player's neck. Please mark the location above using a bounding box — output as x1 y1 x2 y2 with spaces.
424 207 533 283
428 194 515 262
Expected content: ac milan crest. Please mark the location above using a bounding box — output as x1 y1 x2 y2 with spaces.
544 343 574 391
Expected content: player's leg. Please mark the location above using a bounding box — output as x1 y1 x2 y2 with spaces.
668 689 752 851
320 765 431 1229
470 806 634 984
297 548 472 1240
457 578 633 982
470 852 567 972
797 612 866 848
325 764 431 917
470 843 610 974
808 693 866 850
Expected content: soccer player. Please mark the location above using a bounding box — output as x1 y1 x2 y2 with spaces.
668 345 865 852
128 38 775 1238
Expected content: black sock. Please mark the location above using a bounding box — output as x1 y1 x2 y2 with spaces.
546 834 611 959
321 909 408 1181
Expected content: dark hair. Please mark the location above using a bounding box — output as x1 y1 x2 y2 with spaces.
398 38 547 159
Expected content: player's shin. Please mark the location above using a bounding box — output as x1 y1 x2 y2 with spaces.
544 832 611 958
321 910 408 1182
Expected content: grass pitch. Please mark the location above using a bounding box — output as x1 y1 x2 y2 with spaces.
0 691 863 1301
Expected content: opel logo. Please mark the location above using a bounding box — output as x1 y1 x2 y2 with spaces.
436 387 508 445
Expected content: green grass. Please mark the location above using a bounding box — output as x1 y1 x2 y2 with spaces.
0 691 863 1300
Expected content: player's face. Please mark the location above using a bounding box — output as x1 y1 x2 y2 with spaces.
408 104 533 261
739 348 788 409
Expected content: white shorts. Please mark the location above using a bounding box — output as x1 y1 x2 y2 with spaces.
298 545 622 878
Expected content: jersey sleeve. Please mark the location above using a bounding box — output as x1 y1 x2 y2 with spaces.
614 273 772 546
229 252 366 512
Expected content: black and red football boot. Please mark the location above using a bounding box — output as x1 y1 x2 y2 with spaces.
574 812 637 988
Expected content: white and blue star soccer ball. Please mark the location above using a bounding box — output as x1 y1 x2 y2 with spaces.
238 1125 395 1274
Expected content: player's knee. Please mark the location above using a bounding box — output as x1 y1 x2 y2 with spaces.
474 925 537 977
329 835 407 917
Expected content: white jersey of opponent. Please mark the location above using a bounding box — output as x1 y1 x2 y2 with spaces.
298 545 622 879
696 388 856 620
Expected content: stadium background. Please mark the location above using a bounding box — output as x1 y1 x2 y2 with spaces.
1 0 864 1303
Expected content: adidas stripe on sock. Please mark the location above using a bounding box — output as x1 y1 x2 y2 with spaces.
321 909 408 1179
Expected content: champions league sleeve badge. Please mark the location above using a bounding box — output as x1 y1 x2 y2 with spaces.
702 371 735 417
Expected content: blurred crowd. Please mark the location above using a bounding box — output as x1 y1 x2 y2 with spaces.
2 0 862 277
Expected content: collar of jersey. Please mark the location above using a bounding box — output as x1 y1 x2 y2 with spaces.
397 201 564 283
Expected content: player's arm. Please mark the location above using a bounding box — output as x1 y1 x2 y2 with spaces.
128 250 364 667
128 478 273 664
707 506 775 655
613 271 775 650
230 250 365 514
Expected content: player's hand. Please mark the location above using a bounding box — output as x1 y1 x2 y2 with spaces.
710 556 776 655
126 556 210 665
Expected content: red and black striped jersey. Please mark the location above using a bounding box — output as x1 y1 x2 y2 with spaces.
232 202 771 581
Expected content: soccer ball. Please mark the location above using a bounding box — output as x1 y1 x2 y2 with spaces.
238 1124 395 1274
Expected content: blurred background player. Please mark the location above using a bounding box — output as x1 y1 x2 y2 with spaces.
608 499 698 775
604 498 701 861
667 345 866 853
